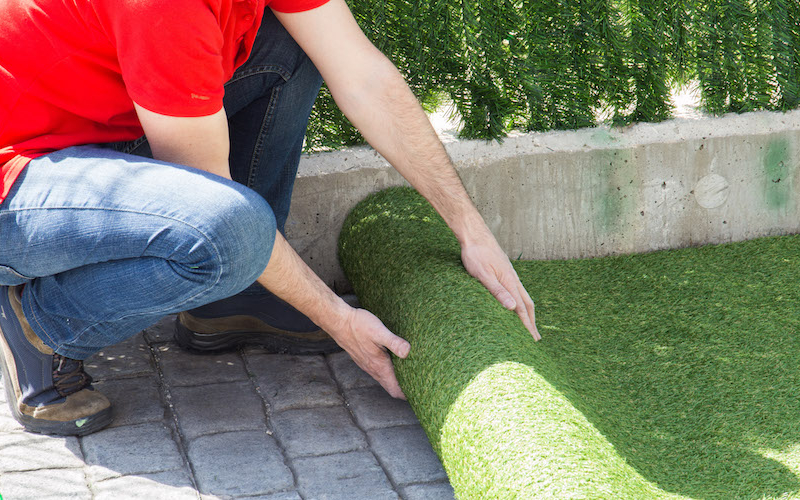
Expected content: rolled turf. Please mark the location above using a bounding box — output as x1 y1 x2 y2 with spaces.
339 187 800 499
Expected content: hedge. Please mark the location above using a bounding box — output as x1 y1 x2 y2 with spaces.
306 0 800 149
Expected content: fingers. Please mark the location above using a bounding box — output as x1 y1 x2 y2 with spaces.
358 344 406 399
484 276 517 310
369 328 409 398
346 309 409 399
506 282 537 339
493 272 541 341
461 241 541 339
371 354 407 399
515 282 540 341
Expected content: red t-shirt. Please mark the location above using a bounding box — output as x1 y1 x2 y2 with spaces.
0 0 328 203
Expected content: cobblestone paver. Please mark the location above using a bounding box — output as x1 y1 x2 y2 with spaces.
0 314 455 499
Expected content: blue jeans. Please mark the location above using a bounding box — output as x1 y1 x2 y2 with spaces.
0 10 322 359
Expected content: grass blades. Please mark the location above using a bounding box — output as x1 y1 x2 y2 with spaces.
339 187 800 499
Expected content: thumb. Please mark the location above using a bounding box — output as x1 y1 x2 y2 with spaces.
379 329 410 359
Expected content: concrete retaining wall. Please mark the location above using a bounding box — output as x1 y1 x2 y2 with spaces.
285 109 800 292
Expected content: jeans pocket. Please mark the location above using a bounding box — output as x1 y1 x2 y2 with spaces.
0 265 32 285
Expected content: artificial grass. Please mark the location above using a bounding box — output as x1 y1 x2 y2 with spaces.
339 187 800 499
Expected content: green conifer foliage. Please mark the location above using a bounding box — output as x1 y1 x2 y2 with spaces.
624 0 673 121
770 0 800 110
522 0 624 131
694 0 774 113
304 0 800 149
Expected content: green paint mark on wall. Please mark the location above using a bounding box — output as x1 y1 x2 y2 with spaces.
597 149 637 235
764 138 792 210
590 128 619 146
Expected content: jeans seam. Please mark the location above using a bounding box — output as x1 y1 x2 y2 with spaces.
247 85 282 189
14 206 227 353
0 264 33 280
225 65 292 86
25 291 60 351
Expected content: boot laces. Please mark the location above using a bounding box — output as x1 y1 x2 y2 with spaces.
52 354 93 397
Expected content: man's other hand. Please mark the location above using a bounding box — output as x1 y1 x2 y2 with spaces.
461 237 541 341
334 308 410 399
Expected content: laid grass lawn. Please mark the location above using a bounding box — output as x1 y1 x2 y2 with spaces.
340 187 800 499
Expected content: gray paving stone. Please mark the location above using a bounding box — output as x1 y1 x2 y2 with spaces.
85 333 154 380
188 430 293 497
0 432 84 472
0 411 23 432
247 354 342 411
400 482 456 500
271 406 366 458
344 386 419 430
157 344 249 387
142 315 179 344
94 376 165 428
368 425 447 485
82 422 185 482
171 380 266 440
326 351 379 390
0 468 91 499
93 470 198 500
293 451 397 500
0 389 24 432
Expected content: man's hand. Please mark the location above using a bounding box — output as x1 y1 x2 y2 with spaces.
462 238 540 340
258 233 411 398
335 308 410 399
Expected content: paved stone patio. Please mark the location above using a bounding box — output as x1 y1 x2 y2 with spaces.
0 316 455 499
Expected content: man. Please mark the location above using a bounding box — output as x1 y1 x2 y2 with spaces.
0 0 540 436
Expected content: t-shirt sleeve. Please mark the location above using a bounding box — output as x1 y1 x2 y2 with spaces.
269 0 331 13
102 0 226 117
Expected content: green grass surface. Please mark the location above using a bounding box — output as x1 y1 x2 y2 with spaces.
339 187 800 499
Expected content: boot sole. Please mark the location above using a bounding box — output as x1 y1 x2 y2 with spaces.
0 333 112 436
174 317 342 355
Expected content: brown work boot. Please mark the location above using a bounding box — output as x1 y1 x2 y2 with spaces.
175 290 342 354
0 286 112 435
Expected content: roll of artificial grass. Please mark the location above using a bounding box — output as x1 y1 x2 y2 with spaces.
339 187 800 499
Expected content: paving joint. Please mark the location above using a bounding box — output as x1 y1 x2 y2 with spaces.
324 353 406 498
0 465 81 473
145 339 203 495
240 349 302 495
76 434 94 497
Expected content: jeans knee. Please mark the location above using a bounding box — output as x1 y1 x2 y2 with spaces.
204 186 277 294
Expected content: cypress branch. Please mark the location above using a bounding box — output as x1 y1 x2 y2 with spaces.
303 0 800 150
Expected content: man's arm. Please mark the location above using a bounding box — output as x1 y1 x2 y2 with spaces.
133 102 411 399
133 104 232 180
258 232 410 398
273 0 540 339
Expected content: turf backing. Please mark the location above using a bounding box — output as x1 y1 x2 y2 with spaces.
339 187 800 499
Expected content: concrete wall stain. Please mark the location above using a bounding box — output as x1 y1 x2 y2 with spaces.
597 149 637 236
590 128 619 147
763 137 792 210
